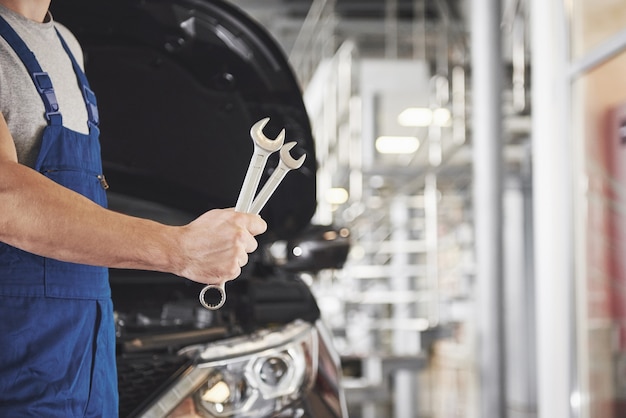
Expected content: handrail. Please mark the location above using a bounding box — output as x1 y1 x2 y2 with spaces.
288 0 337 88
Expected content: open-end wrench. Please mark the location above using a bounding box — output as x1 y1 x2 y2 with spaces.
249 142 306 215
199 117 284 311
235 117 285 213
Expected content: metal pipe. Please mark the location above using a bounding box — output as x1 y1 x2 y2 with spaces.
288 0 336 85
390 196 419 418
384 0 398 59
424 173 440 327
471 0 506 417
569 26 626 76
511 1 527 113
530 0 576 417
503 175 537 418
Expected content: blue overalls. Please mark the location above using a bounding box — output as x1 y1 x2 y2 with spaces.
0 17 118 417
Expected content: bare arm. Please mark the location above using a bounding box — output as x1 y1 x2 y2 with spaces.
0 113 266 284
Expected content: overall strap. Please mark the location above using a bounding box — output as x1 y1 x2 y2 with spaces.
0 15 62 125
55 28 99 128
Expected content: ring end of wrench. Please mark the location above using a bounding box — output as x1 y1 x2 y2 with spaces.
199 284 226 310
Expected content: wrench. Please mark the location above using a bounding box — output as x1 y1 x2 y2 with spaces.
235 117 285 213
199 117 284 311
249 142 306 215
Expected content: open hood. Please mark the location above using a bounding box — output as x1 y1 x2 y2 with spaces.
51 0 317 240
43 5 350 417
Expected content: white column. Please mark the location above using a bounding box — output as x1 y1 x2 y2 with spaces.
530 0 575 417
471 0 506 417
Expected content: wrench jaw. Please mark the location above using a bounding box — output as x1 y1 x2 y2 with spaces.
249 142 307 215
235 117 286 213
250 117 285 152
278 141 306 170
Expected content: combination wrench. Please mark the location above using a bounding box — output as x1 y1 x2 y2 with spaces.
249 142 306 215
199 117 305 310
235 117 285 213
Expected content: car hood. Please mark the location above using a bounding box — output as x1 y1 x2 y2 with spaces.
50 0 317 240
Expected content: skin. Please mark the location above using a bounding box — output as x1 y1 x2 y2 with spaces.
0 0 267 285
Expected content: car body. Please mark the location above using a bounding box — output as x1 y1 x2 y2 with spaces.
50 1 350 417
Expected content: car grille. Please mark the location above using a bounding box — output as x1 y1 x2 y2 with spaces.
117 352 192 418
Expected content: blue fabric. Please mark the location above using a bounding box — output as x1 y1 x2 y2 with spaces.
55 27 99 128
0 16 118 417
0 15 62 125
0 297 118 417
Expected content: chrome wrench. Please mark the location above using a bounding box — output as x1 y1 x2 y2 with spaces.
249 142 306 215
199 117 284 311
235 117 285 212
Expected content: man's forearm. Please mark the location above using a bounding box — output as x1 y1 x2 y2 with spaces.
0 160 180 274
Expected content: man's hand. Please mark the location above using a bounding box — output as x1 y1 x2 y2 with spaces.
174 209 267 285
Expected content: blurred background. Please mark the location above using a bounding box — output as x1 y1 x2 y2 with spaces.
226 1 626 418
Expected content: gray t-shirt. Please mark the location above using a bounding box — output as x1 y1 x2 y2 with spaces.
0 4 89 167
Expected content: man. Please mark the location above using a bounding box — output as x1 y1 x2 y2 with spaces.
0 0 267 416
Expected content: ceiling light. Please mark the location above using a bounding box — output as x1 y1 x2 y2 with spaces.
325 188 349 205
432 108 451 126
398 107 451 127
375 136 420 154
397 107 432 127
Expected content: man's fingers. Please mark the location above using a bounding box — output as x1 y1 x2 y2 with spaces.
241 230 257 253
239 253 249 268
235 212 267 236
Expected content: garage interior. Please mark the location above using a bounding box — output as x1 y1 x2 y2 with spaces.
230 1 523 417
225 1 626 418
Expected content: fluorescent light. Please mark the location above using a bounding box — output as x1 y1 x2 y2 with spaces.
375 136 420 154
398 107 451 127
325 188 349 205
432 108 451 126
397 108 432 127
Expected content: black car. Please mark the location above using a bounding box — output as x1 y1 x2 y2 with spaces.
51 1 350 417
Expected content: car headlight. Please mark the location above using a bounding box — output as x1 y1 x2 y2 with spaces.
139 320 318 417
